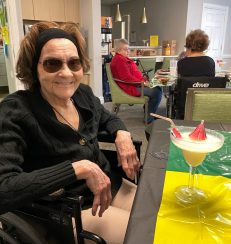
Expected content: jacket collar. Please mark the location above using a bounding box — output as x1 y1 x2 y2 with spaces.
29 87 94 136
115 53 133 62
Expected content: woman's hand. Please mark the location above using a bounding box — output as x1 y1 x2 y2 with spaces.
144 81 150 87
115 130 140 180
72 160 112 217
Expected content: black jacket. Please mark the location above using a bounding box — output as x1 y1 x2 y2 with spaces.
0 84 127 213
177 56 215 77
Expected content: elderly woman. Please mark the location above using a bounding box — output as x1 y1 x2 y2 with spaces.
110 38 162 124
177 29 215 77
0 21 140 244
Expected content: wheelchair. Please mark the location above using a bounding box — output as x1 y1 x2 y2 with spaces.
0 131 142 244
134 59 154 81
169 76 228 120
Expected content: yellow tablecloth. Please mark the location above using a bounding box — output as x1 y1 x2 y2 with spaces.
154 131 231 244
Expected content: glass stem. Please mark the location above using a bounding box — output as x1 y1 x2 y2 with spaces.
188 166 196 189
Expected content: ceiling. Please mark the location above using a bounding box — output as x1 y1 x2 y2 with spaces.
101 0 131 5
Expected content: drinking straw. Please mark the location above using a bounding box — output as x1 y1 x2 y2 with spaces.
150 113 182 138
150 113 176 127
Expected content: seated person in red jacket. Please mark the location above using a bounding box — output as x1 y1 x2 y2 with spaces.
110 38 162 123
177 29 215 77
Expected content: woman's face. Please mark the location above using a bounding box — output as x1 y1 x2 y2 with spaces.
118 44 130 57
37 38 83 102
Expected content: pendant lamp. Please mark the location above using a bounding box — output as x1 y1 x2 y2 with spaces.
115 4 122 22
141 6 148 24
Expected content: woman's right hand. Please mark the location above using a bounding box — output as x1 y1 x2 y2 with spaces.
72 160 112 217
144 81 150 87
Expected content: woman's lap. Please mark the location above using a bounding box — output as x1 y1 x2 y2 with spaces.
11 179 137 244
82 206 129 244
143 86 162 98
82 178 137 244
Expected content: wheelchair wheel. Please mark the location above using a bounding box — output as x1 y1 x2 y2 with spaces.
112 104 120 114
0 228 19 244
0 212 46 244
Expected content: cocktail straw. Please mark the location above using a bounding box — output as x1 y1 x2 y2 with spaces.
150 113 176 127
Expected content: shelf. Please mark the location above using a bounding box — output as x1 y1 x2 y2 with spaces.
101 28 112 34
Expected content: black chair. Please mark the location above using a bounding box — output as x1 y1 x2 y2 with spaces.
0 131 142 244
172 76 228 119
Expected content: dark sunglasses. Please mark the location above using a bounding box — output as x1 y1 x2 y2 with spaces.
39 58 82 73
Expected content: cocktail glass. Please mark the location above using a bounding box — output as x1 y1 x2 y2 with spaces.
170 126 224 204
142 39 148 46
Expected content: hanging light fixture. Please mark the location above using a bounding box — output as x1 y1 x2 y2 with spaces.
141 2 148 24
115 4 122 22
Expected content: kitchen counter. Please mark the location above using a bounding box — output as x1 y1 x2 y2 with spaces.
130 55 177 63
130 55 177 58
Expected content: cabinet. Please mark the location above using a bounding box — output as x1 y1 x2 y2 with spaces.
33 0 65 22
21 0 79 23
65 0 80 23
33 0 51 21
21 0 34 20
101 17 112 56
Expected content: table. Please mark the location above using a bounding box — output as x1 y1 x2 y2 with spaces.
149 76 176 118
124 120 231 244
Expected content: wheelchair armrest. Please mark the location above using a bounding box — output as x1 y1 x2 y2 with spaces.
97 130 142 156
81 230 107 244
61 196 107 244
142 68 154 74
14 194 107 244
113 78 146 97
113 78 143 85
97 130 115 143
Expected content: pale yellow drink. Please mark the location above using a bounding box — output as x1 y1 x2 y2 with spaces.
170 127 224 204
182 150 206 167
172 131 223 167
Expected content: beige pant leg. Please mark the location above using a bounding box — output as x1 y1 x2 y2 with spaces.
111 178 137 211
82 206 129 244
80 179 137 244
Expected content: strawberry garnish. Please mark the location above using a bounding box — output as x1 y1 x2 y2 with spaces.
171 126 182 138
189 120 207 140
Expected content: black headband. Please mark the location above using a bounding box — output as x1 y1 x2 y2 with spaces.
32 28 78 82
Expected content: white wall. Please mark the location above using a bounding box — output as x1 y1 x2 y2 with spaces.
186 0 203 34
204 0 231 55
203 0 231 69
80 0 103 101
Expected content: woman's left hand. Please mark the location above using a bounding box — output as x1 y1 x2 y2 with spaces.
115 130 140 180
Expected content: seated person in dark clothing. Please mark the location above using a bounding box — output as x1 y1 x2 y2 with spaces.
0 21 140 244
110 38 162 123
177 29 215 77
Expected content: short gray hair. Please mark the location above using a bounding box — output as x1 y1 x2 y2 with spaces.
114 38 128 52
